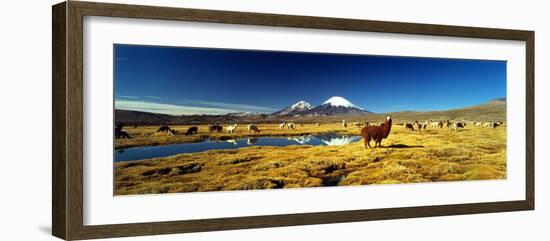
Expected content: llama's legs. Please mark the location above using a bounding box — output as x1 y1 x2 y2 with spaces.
364 138 372 149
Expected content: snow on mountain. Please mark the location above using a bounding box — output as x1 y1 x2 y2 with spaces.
273 97 368 116
302 96 368 116
322 96 362 110
291 100 313 110
272 100 313 116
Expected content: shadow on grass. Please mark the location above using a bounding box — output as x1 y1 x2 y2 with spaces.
383 144 424 148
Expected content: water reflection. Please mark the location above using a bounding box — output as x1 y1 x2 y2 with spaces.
115 133 361 162
314 133 362 146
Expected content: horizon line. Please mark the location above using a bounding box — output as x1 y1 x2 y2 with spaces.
114 97 505 117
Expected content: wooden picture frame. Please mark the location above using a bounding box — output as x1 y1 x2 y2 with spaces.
52 1 534 240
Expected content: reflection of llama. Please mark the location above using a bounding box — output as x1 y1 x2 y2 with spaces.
247 138 258 145
226 139 237 145
226 124 237 133
360 116 392 148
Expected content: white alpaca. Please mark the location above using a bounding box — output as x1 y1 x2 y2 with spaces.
342 119 347 128
286 123 296 129
279 122 286 129
474 122 482 127
430 120 439 128
315 123 320 127
226 124 237 133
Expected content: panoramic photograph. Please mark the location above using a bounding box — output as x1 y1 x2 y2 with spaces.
113 44 507 195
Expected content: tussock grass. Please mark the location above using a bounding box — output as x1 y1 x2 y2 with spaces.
114 125 506 195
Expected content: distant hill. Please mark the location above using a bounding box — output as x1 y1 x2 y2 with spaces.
115 98 506 125
115 110 177 124
387 98 506 122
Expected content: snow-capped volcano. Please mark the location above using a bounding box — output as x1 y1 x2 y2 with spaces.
322 96 363 110
303 96 368 116
291 100 312 110
272 100 313 116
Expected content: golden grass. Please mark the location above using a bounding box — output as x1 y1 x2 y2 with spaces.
114 124 506 195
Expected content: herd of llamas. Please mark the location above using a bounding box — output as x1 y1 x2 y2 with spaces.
114 117 504 149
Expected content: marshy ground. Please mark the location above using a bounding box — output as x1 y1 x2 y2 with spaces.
114 123 506 195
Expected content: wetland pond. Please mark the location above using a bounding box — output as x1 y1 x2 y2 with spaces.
115 133 361 162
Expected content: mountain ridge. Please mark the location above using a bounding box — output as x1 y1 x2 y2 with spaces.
115 97 506 124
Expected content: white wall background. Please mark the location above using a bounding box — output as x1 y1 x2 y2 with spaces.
0 0 547 240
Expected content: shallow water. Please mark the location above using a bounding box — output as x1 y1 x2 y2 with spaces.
115 133 361 162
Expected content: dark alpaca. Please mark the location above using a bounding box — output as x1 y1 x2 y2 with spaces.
209 124 222 133
115 130 131 139
360 116 392 148
185 126 198 135
115 122 124 132
405 123 414 131
114 122 131 139
156 125 172 133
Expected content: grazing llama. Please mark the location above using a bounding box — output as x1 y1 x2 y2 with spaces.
185 126 198 135
156 125 173 133
226 124 237 133
247 124 261 133
286 123 296 129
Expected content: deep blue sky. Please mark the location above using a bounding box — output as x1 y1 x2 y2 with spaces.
114 44 506 115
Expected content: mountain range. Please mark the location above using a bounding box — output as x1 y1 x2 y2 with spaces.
115 97 506 125
273 96 370 117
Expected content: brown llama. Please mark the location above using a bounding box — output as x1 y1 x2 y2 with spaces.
209 123 222 133
360 116 392 148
